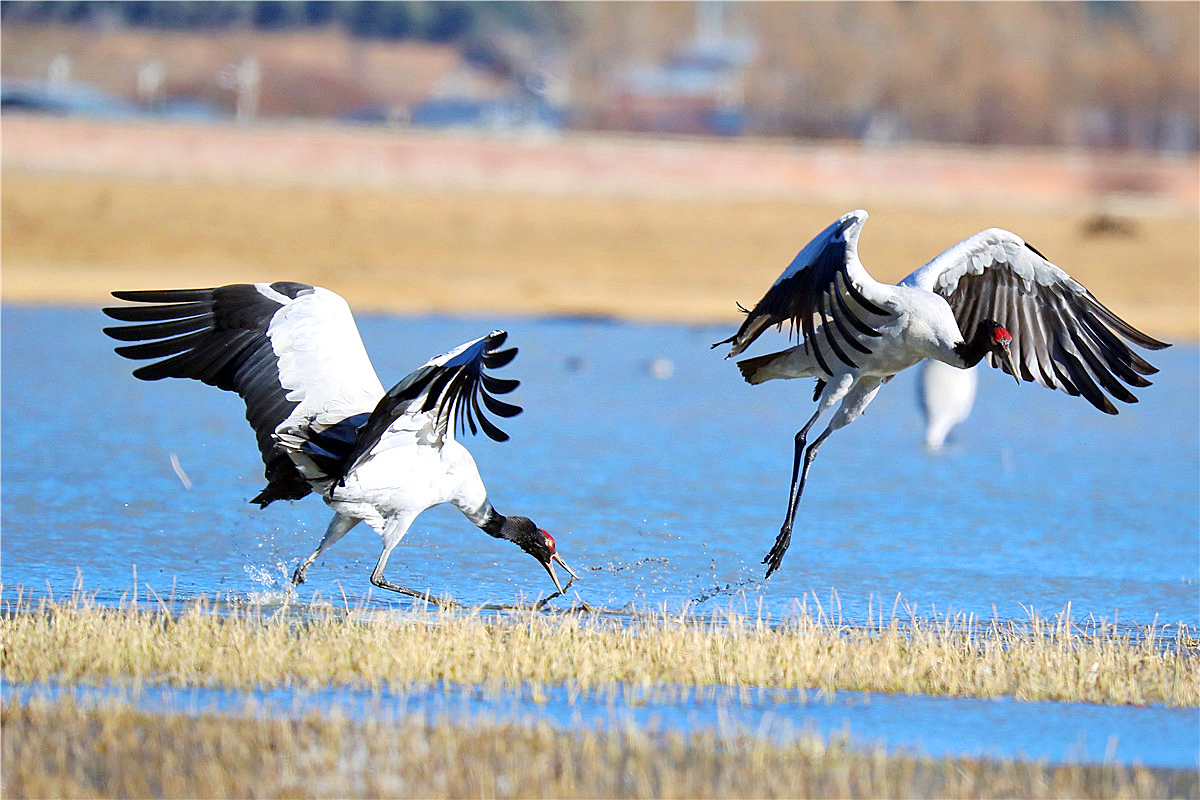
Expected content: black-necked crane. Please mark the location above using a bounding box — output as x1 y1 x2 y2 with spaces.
917 360 978 451
715 210 1169 578
103 282 577 599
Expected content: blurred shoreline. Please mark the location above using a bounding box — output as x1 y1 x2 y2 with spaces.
6 115 1198 209
3 116 1197 339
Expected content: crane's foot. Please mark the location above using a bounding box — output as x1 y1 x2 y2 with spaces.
291 563 308 586
762 525 792 579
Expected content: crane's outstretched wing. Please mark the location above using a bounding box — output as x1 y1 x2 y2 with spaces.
319 331 521 485
713 209 895 376
900 229 1169 414
102 282 385 505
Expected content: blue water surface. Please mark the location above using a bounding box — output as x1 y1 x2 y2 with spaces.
4 305 1196 625
3 305 1197 769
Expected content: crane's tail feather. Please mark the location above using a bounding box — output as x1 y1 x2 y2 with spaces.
737 350 792 385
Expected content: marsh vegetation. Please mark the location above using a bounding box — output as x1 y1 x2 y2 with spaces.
4 698 1193 799
3 593 1195 706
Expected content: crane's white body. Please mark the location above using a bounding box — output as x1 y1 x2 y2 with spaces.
743 288 964 383
296 434 492 590
328 439 490 528
254 288 506 587
272 301 495 532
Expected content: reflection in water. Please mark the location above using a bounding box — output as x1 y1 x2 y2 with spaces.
4 680 1197 769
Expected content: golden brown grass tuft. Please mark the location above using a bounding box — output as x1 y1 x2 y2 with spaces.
3 698 1192 799
2 592 1195 706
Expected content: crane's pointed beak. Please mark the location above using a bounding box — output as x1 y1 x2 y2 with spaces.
1001 346 1021 386
543 552 579 594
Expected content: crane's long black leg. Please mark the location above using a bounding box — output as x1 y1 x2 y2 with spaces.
765 427 834 578
763 376 881 578
764 408 824 578
795 427 833 506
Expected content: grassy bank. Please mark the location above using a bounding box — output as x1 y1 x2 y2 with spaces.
2 594 1194 706
3 698 1191 799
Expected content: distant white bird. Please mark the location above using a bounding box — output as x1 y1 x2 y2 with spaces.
917 360 978 450
715 210 1169 578
103 282 577 599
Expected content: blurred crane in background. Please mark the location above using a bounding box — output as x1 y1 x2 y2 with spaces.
917 361 978 451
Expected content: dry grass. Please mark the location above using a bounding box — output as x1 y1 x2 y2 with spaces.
2 593 1195 706
3 697 1191 799
3 165 1196 338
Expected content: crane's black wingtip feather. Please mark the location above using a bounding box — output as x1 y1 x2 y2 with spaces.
480 392 522 418
110 288 213 302
481 374 520 395
1024 241 1050 261
484 347 518 369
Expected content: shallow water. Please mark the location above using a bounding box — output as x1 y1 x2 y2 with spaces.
4 305 1196 624
3 305 1198 766
4 681 1197 769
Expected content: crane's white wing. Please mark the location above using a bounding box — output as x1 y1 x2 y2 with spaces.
102 282 385 504
714 209 896 376
300 331 521 486
900 230 1169 414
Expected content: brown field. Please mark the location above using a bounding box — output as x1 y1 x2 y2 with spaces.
2 116 1197 339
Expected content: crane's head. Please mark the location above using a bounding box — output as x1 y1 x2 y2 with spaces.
502 515 579 594
983 320 1021 386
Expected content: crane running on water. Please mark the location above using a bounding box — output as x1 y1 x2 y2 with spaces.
103 282 577 600
714 210 1169 578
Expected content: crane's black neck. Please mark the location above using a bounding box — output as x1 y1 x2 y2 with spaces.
480 508 507 539
952 323 997 368
479 509 543 559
